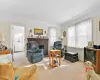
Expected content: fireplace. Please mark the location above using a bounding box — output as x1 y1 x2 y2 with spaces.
27 38 48 56
39 45 44 49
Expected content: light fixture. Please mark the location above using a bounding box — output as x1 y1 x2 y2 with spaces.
60 36 64 40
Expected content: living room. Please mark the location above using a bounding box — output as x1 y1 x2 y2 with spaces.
0 0 100 80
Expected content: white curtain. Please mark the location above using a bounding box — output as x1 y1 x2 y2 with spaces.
76 19 92 48
48 27 57 48
67 25 75 47
67 19 92 48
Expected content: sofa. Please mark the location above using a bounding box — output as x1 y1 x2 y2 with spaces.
0 54 12 63
14 64 37 80
53 41 64 57
27 41 44 63
0 49 13 63
0 62 37 80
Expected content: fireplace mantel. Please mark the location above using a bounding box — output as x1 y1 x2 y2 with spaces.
27 38 49 56
27 38 48 40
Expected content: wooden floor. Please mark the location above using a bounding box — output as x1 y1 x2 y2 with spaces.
13 52 100 80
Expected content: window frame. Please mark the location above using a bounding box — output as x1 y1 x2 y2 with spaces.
67 18 93 48
48 27 58 48
67 25 76 47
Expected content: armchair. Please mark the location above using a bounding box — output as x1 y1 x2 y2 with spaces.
27 41 43 63
53 41 64 57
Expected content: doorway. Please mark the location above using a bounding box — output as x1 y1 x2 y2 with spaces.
11 25 25 53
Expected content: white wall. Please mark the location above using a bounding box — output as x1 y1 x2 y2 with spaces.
61 6 100 61
0 20 61 49
93 18 100 45
0 22 11 48
25 21 61 38
25 21 61 50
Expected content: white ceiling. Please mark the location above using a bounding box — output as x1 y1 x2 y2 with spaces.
0 0 100 25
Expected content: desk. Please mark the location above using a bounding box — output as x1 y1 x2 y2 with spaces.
49 50 61 67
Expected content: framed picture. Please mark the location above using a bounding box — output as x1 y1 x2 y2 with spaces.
34 28 43 35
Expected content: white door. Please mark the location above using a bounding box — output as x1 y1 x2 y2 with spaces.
12 26 25 52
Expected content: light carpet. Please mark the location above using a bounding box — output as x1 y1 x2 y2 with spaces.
13 52 100 80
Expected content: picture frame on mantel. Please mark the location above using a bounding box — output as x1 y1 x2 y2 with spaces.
34 28 43 35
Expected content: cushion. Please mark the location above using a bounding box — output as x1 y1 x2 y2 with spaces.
0 54 12 63
0 45 7 51
15 65 37 80
0 62 14 80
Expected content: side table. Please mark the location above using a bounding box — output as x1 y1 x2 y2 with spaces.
49 50 61 68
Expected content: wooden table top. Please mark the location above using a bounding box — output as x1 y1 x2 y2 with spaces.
0 50 10 55
49 50 61 54
50 50 61 51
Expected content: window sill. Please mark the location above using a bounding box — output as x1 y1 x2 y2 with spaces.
67 46 84 49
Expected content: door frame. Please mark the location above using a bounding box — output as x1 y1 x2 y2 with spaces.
10 25 26 53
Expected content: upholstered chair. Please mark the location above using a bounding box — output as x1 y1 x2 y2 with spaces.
53 41 64 57
27 41 44 63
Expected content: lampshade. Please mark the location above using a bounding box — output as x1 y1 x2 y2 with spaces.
59 36 64 40
60 36 64 40
0 32 5 41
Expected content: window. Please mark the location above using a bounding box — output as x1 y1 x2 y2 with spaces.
67 19 92 48
48 27 57 47
67 25 75 47
76 19 92 48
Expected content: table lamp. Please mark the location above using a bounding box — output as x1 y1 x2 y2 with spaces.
60 36 64 40
0 32 5 46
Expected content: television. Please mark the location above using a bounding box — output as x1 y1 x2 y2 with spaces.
84 48 96 65
84 47 100 73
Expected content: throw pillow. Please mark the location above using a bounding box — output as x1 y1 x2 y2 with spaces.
0 62 14 80
16 65 37 80
0 45 7 51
